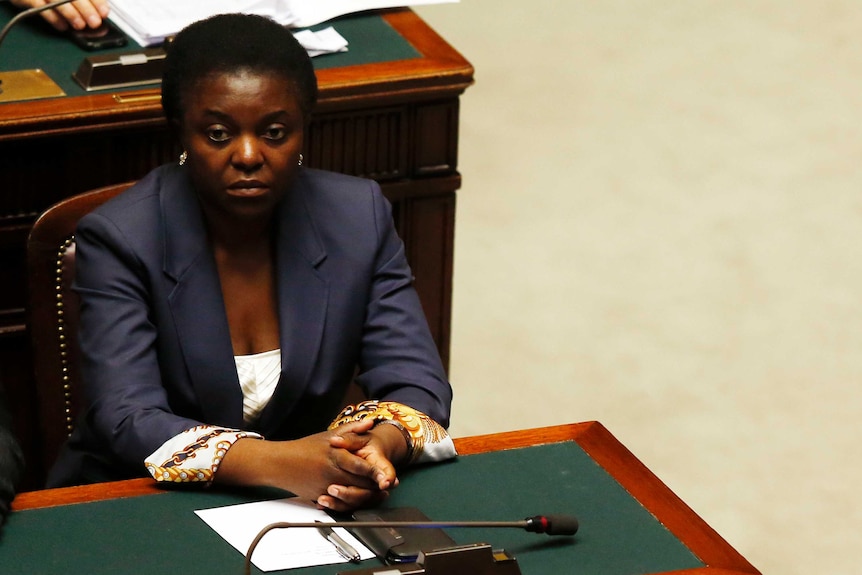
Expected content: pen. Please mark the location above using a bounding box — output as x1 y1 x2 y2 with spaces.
315 520 361 562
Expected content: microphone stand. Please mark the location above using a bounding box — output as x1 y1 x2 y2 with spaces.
243 516 578 575
245 526 523 575
0 0 80 102
335 543 523 575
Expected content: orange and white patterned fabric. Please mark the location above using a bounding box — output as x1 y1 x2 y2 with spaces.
329 400 456 464
145 426 262 483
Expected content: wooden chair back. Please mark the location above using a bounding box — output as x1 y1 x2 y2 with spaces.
26 182 134 478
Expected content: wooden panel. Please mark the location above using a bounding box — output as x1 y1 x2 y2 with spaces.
306 106 409 180
396 192 457 368
0 129 178 222
414 100 460 175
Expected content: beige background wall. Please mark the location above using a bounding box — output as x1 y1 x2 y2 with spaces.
414 2 862 574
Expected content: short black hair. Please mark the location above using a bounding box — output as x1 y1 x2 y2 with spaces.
161 13 318 125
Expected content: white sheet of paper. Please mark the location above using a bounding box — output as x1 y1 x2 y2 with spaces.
294 27 349 57
195 497 375 572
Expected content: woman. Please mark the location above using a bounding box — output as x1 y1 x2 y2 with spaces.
47 13 455 512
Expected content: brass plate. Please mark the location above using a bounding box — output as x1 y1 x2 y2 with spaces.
0 69 66 103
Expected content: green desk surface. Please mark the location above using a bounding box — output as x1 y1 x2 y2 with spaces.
0 442 703 575
0 6 420 98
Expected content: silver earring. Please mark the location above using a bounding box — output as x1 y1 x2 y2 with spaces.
298 153 303 166
178 151 188 166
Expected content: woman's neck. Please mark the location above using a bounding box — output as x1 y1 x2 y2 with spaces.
201 205 275 254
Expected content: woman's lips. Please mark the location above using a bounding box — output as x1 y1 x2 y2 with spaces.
227 180 269 197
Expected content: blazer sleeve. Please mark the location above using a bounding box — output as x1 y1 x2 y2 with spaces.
74 211 208 471
352 185 453 428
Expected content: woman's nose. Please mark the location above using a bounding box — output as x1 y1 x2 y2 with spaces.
232 136 263 170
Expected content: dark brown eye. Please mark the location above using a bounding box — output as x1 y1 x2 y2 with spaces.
206 125 230 142
263 125 287 141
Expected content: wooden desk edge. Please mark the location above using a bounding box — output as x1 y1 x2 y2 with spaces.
12 421 760 575
12 476 159 510
453 421 759 575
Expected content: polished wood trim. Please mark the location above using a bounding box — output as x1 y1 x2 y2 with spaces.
455 422 759 575
576 423 759 575
315 9 474 109
11 422 760 575
452 421 588 455
12 477 161 510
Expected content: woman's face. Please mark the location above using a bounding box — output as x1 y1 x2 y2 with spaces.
178 69 305 222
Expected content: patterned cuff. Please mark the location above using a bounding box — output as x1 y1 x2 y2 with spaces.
329 400 457 465
144 425 263 483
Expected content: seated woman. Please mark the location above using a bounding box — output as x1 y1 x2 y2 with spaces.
47 13 455 512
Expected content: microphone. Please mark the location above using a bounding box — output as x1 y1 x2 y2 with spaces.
0 0 80 102
522 514 579 535
243 514 578 575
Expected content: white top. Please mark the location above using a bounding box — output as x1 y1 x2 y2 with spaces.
234 348 282 425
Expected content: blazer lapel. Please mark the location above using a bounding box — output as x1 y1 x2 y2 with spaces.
257 181 329 433
160 167 244 428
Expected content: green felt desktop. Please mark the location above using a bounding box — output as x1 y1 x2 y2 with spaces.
1 442 702 575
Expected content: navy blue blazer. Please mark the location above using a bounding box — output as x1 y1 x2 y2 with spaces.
47 164 451 487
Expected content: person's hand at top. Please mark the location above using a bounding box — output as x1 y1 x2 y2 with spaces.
10 0 109 32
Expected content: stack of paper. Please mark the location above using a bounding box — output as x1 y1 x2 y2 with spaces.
283 0 458 28
109 0 292 47
108 0 458 50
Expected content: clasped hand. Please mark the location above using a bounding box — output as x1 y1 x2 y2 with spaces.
317 417 408 511
219 417 408 513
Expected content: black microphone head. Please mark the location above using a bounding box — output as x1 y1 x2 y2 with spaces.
524 514 579 536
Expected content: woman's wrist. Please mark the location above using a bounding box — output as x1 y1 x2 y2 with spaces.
371 419 411 465
212 436 269 485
